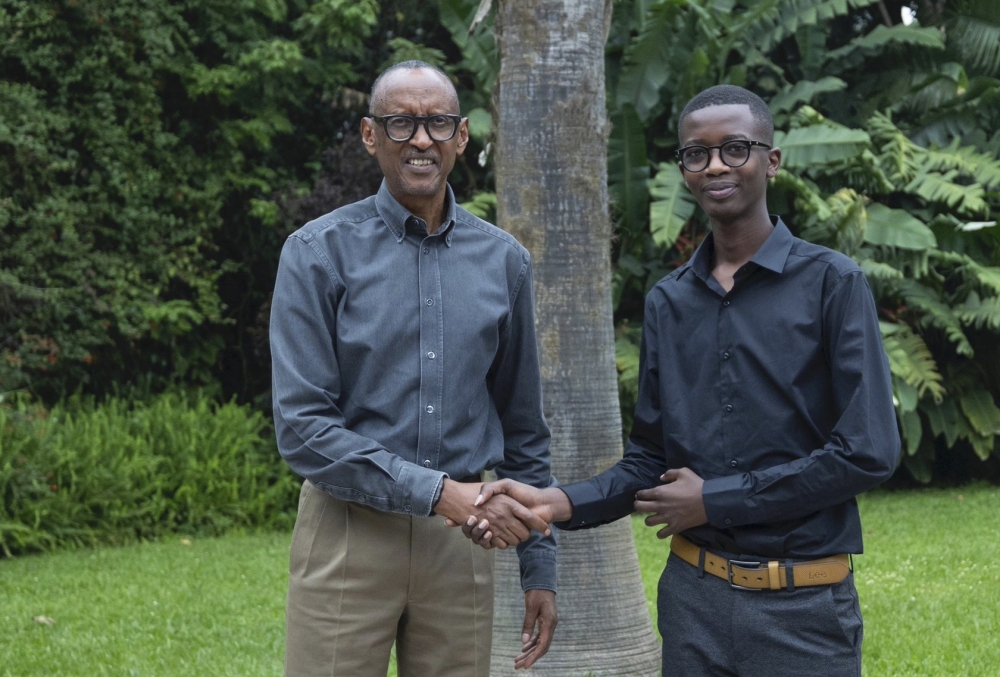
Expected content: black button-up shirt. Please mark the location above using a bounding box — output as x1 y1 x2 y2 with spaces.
559 218 900 558
270 181 556 590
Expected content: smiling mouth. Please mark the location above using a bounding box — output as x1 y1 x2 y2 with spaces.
406 158 435 167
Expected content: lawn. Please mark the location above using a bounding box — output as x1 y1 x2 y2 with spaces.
1 486 998 676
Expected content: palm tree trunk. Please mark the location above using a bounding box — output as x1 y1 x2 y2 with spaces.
491 1 661 675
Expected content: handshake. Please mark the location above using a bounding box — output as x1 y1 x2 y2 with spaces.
438 468 709 549
442 479 573 549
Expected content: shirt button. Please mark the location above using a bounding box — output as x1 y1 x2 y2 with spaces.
730 460 738 467
425 405 434 414
404 504 412 512
723 300 731 307
427 351 436 359
425 298 434 306
423 460 431 468
725 404 733 413
722 352 730 360
423 247 429 254
724 518 732 525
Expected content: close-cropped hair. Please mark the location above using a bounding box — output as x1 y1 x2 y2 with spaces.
369 60 456 115
678 84 774 143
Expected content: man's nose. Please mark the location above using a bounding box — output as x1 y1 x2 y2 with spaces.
409 122 434 150
705 148 731 174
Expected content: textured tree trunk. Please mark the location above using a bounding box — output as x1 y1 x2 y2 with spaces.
491 1 661 675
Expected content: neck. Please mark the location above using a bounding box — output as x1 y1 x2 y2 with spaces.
709 208 773 267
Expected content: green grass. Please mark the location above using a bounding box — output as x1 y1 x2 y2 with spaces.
1 486 998 676
631 485 1000 677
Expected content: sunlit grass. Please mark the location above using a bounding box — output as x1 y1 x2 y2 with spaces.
2 486 998 676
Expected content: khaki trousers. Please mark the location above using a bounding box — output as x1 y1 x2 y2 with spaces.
284 480 495 677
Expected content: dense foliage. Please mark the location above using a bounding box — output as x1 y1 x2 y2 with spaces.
4 0 999 484
0 392 297 557
0 0 478 403
601 0 1000 482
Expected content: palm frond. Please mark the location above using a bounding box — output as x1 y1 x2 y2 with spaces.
897 279 974 356
729 0 880 55
880 321 946 402
956 291 1000 331
823 24 945 74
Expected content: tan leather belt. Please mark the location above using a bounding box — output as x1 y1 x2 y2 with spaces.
670 534 851 591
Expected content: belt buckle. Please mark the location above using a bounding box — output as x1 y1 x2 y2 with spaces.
727 559 765 591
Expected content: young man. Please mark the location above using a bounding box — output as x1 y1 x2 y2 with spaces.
465 84 900 676
270 61 557 677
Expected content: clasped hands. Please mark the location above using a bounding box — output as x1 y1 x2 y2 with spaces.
442 466 709 551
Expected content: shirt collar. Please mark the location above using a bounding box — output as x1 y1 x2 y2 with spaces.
375 180 458 246
678 215 794 280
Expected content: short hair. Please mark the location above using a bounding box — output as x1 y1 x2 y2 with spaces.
678 85 774 144
369 61 457 115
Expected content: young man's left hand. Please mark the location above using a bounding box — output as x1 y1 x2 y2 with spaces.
634 467 709 538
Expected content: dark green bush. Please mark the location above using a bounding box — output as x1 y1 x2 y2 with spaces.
0 392 298 557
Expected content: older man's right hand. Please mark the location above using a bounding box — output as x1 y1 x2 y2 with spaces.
455 479 572 550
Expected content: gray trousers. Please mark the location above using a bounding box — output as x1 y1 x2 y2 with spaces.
658 551 863 677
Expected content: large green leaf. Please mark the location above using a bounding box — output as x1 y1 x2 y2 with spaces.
824 24 945 72
959 389 1000 441
770 76 847 114
438 0 498 92
615 1 689 121
648 162 696 248
864 203 937 250
609 105 650 237
773 125 870 169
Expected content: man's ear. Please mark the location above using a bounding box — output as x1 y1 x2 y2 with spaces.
455 117 470 156
767 147 781 178
360 117 378 157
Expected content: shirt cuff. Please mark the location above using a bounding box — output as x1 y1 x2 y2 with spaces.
519 551 558 592
553 481 634 531
702 473 747 529
394 464 447 518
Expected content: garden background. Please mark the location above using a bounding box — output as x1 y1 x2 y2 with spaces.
2 0 999 675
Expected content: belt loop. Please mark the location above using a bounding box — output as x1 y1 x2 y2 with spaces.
785 559 795 592
697 548 707 579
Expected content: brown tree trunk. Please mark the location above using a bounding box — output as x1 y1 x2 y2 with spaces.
491 1 661 675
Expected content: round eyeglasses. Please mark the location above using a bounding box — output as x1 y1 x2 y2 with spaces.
371 114 463 143
676 140 772 172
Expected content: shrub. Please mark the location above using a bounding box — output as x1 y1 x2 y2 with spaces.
0 392 298 557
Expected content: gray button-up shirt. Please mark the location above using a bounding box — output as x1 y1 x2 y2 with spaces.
270 181 556 591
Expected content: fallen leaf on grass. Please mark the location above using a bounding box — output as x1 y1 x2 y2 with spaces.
180 538 192 546
33 615 55 626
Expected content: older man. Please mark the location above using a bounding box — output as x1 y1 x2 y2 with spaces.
269 61 557 677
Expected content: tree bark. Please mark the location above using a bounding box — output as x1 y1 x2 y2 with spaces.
492 1 661 675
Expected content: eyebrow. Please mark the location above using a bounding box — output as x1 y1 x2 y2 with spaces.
682 133 751 145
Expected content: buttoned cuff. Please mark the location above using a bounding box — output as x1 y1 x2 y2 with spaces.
395 464 447 518
702 473 747 529
519 550 558 592
553 481 634 531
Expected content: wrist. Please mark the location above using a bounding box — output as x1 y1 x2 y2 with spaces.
434 478 480 522
542 487 573 523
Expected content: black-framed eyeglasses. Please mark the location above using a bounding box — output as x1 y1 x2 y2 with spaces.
676 140 772 172
370 114 463 142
